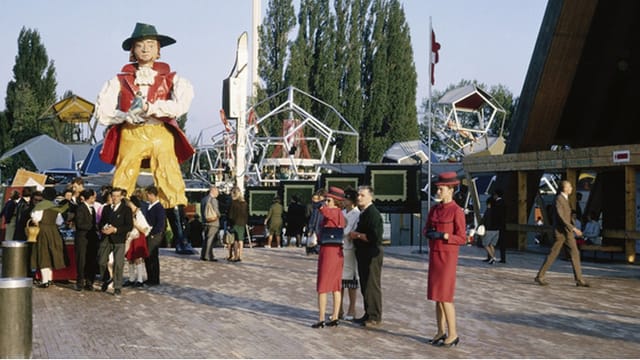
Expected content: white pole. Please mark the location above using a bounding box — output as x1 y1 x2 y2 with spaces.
235 33 249 194
251 0 260 100
427 17 433 213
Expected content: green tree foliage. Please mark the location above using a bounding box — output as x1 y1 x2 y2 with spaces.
362 0 418 161
257 0 296 140
4 27 57 148
334 0 367 162
286 0 315 110
258 0 417 163
384 0 418 142
0 111 8 152
308 0 338 126
1 27 58 179
361 0 389 162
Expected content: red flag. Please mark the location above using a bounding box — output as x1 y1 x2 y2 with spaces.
430 30 441 85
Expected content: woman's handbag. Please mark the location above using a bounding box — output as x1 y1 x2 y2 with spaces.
305 232 318 248
25 219 40 242
205 202 218 223
224 228 236 245
319 227 344 245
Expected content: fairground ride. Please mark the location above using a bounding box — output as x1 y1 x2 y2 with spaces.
190 86 359 190
190 32 358 190
433 84 507 159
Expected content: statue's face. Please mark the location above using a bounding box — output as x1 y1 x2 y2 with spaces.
133 38 160 65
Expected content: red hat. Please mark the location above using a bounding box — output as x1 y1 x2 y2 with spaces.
434 172 460 186
325 186 345 201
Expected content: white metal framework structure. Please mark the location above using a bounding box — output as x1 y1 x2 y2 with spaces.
190 86 358 188
436 85 507 158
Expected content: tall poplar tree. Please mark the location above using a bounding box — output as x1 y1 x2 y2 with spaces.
286 0 314 110
308 0 338 125
361 0 389 162
3 27 57 151
1 27 58 176
337 0 369 163
257 0 296 139
384 0 418 143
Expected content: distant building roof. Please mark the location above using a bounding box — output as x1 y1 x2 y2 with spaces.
0 135 75 171
381 140 439 164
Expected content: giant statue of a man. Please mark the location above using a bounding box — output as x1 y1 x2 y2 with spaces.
96 22 196 254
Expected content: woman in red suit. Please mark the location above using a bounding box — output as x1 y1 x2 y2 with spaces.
423 172 467 347
312 187 346 328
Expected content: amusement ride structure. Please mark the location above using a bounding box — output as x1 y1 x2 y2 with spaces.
434 84 507 159
190 32 358 191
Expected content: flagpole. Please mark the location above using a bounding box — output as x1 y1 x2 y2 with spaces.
417 17 434 255
427 16 433 215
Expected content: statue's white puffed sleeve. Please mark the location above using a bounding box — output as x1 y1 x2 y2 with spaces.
95 77 128 126
146 74 194 118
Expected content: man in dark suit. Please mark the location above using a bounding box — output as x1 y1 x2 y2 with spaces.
74 189 100 291
144 185 166 286
349 185 385 327
492 189 507 263
535 180 590 287
98 188 133 295
13 187 33 241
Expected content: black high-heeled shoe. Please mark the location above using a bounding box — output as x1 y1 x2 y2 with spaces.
428 334 446 345
440 337 459 348
326 318 339 327
311 321 325 328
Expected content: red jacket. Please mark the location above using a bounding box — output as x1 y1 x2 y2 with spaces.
100 62 195 166
424 201 467 252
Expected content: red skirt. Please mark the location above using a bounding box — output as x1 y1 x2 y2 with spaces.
126 233 150 261
427 250 459 302
317 244 344 293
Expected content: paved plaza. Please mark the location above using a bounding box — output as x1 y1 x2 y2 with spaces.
5 244 640 358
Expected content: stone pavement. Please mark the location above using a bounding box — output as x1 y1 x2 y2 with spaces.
16 245 640 358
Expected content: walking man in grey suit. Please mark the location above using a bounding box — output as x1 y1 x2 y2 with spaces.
200 185 220 261
535 180 590 287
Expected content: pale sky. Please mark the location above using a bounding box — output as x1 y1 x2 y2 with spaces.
0 0 547 142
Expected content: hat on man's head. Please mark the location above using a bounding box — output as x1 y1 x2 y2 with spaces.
434 171 460 186
122 22 176 51
325 186 345 201
344 188 358 202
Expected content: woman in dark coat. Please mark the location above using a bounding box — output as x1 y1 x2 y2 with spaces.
31 187 68 288
264 196 283 248
228 186 248 262
423 172 467 347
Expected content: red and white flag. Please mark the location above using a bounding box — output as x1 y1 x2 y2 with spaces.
430 29 441 85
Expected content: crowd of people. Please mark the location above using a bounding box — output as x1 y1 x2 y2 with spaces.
0 178 255 295
0 179 162 295
1 169 599 350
